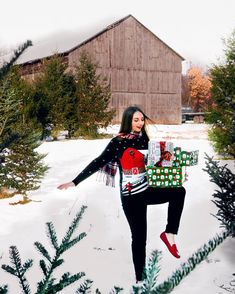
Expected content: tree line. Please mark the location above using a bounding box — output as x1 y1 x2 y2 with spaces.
182 29 235 158
8 51 114 140
0 46 114 201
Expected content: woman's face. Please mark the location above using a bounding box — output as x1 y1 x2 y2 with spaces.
132 111 145 133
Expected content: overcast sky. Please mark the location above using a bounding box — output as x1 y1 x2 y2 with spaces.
1 0 235 70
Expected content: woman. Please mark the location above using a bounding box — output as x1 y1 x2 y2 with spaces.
57 106 186 282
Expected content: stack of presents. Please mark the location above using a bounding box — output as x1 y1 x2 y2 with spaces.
147 141 199 188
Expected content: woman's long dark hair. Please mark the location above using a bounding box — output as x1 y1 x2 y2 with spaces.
119 106 151 138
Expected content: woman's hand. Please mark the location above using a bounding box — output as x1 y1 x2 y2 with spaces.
57 182 75 190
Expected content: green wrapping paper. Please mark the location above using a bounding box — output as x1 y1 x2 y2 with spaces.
147 166 185 188
173 148 199 167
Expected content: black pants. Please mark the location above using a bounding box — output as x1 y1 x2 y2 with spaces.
121 186 186 281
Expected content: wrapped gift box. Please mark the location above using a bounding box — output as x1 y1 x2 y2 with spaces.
146 166 185 188
146 140 198 188
172 148 199 167
147 141 174 167
148 141 199 167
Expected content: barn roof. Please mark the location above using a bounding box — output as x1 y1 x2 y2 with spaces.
16 14 184 65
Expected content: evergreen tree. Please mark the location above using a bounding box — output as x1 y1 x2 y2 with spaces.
32 55 77 138
26 88 51 139
2 66 33 126
206 29 235 158
0 65 32 154
0 126 49 202
0 68 48 200
0 74 21 153
74 51 115 137
0 69 25 197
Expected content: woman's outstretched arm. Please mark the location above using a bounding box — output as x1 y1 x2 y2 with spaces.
57 137 123 188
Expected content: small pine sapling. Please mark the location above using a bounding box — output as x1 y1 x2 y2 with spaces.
1 129 49 204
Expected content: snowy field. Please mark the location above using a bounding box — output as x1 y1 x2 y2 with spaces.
0 123 234 293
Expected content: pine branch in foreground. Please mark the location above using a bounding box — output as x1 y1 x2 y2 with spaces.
1 246 33 294
35 205 88 294
0 40 32 81
0 285 8 294
1 205 90 293
153 230 229 294
133 250 161 294
75 279 93 293
203 153 235 236
0 204 125 293
109 286 124 293
45 272 86 293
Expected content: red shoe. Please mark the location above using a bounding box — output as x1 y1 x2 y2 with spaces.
160 232 180 258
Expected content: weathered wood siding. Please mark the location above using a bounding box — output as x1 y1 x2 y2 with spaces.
19 15 183 124
68 16 183 124
20 61 43 82
20 57 69 83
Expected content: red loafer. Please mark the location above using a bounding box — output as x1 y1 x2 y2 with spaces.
160 232 180 259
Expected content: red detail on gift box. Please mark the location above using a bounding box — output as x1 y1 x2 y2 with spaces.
155 141 173 167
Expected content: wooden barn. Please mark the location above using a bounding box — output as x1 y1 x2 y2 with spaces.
17 15 184 124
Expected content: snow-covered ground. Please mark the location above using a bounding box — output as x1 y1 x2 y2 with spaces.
0 123 234 293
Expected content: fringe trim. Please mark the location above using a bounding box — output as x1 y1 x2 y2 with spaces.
96 169 116 187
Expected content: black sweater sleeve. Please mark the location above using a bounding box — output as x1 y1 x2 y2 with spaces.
72 137 124 186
